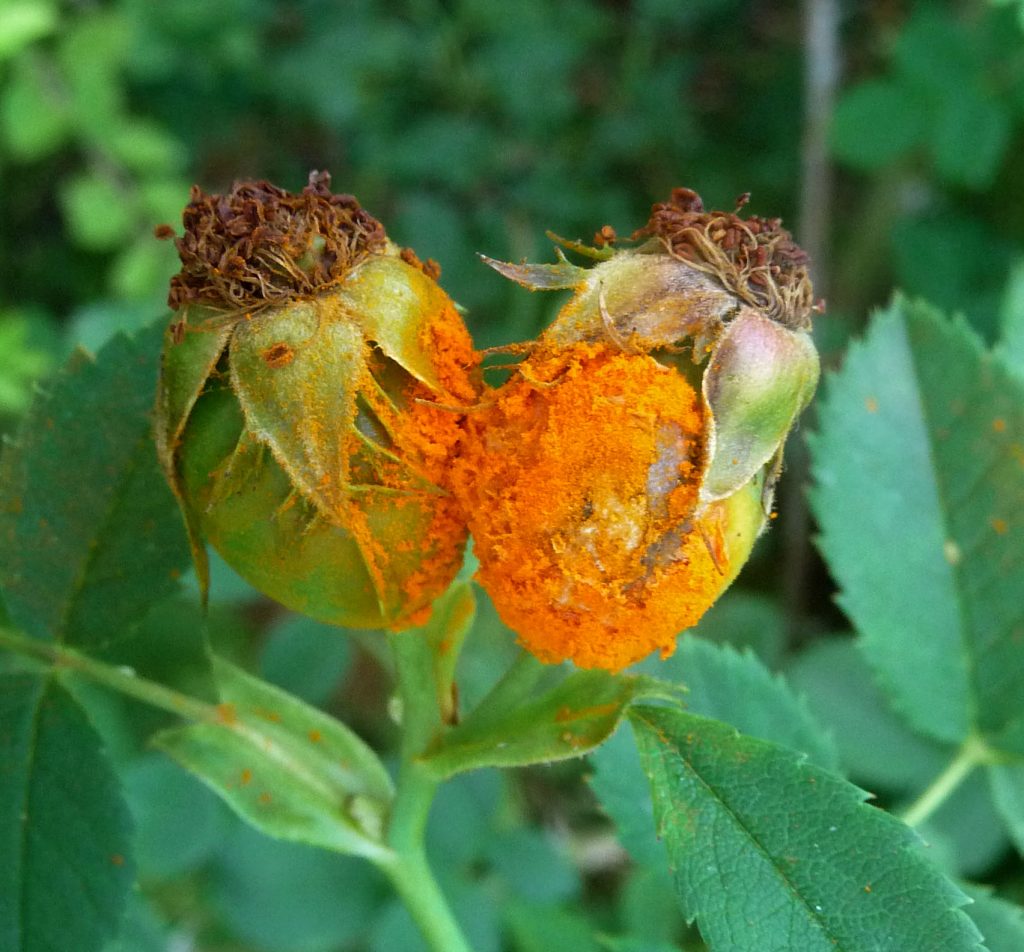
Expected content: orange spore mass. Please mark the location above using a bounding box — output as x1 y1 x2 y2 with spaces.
449 342 727 671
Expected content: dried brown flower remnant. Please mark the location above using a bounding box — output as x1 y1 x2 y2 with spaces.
166 170 387 312
636 186 814 329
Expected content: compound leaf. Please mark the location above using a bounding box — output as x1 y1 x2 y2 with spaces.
0 321 190 647
630 705 983 952
0 673 134 952
154 655 393 861
810 297 1024 749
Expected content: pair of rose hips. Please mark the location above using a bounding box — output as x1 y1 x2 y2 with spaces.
156 174 819 672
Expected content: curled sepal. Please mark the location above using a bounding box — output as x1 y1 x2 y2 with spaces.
540 252 738 353
700 308 819 503
342 255 460 392
479 254 586 291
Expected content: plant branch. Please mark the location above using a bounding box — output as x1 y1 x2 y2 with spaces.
372 630 473 952
900 736 989 829
0 626 216 723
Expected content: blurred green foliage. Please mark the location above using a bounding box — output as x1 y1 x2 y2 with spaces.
4 1 1024 950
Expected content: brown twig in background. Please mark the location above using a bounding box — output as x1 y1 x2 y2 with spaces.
784 0 841 640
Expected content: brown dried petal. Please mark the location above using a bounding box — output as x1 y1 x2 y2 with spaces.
167 170 388 312
635 186 815 329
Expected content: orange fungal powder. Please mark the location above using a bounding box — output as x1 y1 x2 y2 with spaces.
449 342 731 671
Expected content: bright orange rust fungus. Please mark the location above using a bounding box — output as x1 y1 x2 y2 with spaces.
216 702 238 726
449 342 737 671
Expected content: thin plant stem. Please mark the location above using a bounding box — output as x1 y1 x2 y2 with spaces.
374 630 474 952
0 626 216 723
900 736 989 829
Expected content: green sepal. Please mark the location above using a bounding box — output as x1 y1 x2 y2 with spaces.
423 581 476 726
544 230 618 260
228 299 365 518
154 313 232 605
153 654 394 861
541 252 737 351
701 307 819 503
340 254 452 392
479 254 586 291
420 665 676 778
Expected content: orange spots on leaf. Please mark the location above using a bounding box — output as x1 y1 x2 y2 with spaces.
110 854 125 867
864 396 878 414
991 517 1009 535
216 703 238 726
259 791 273 805
993 417 1007 433
308 729 323 743
262 341 296 368
240 768 253 786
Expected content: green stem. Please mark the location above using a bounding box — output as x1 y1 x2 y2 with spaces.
0 627 215 723
373 631 473 952
900 735 989 828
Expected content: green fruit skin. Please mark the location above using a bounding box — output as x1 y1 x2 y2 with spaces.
177 381 456 630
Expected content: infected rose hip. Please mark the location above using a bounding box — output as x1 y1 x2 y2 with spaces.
156 172 481 629
452 188 820 670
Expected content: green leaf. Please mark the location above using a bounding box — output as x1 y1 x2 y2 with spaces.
988 762 1024 855
0 314 53 414
0 55 69 160
702 311 819 502
787 637 948 791
914 769 1009 878
930 87 1010 189
122 751 226 879
103 891 169 952
61 173 137 252
588 726 662 865
154 654 394 860
829 80 927 169
109 236 178 301
595 638 837 865
677 590 787 667
209 820 387 952
504 902 602 952
485 828 580 903
809 297 1024 748
646 636 839 771
0 321 192 647
0 2 57 61
997 259 1024 379
260 614 353 706
0 673 134 952
616 863 683 946
962 885 1024 952
630 705 984 952
421 660 671 778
